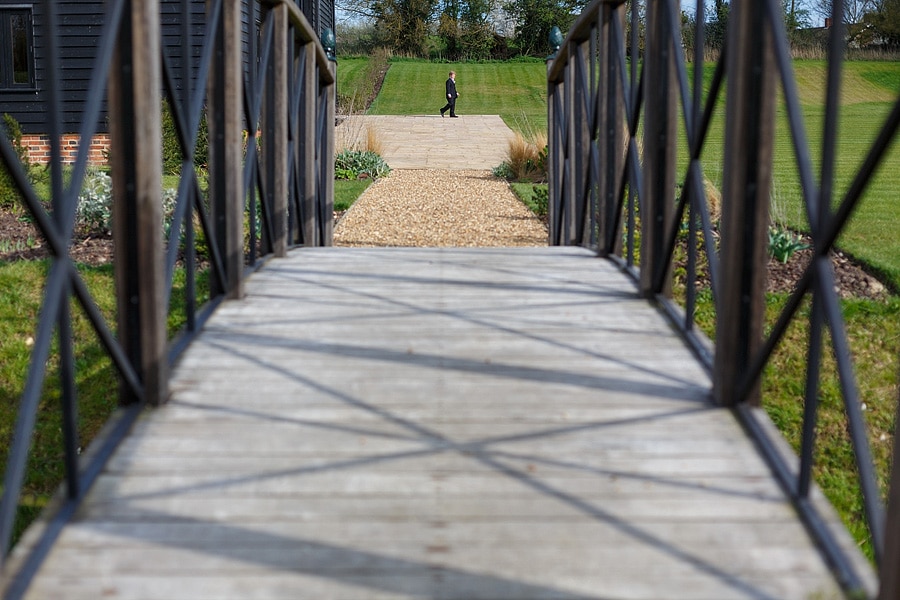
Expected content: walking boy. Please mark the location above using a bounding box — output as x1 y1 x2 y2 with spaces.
440 71 459 118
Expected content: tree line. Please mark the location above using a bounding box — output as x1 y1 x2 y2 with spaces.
334 0 900 59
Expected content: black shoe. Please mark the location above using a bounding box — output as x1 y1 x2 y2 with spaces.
450 115 458 118
440 110 445 117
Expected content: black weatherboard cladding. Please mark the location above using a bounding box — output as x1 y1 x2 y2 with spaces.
0 0 335 135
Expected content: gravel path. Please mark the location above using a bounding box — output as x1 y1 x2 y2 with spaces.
334 170 547 247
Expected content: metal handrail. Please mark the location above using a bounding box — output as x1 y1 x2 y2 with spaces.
547 0 899 597
0 0 334 595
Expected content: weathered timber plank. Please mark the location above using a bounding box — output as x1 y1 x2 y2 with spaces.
14 247 862 600
21 572 845 600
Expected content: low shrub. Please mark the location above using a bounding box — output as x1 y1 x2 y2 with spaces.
531 185 548 217
76 169 182 241
0 114 35 210
76 169 114 233
334 149 390 180
161 101 208 176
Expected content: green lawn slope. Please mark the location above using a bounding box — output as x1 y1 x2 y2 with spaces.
772 61 900 289
366 60 549 135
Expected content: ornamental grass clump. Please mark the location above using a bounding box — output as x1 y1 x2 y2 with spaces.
494 131 547 183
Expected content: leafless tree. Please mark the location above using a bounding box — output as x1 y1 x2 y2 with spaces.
811 0 876 24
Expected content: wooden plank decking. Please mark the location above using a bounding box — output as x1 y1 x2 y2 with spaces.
13 247 863 599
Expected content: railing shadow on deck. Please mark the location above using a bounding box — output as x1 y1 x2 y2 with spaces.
546 0 899 597
0 0 334 595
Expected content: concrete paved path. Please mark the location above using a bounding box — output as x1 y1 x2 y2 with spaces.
335 115 517 170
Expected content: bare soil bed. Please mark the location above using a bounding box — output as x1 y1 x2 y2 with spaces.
1 204 891 301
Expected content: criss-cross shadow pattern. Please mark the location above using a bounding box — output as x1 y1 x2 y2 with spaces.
547 0 899 594
16 247 856 599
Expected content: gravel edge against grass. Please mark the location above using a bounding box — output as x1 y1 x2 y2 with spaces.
334 169 548 247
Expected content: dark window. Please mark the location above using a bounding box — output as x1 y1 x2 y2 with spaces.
1 7 34 89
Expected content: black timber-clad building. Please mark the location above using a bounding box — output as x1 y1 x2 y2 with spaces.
0 0 335 137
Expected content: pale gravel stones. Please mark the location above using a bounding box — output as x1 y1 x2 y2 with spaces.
334 169 548 247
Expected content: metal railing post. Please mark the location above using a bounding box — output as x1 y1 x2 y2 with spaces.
563 55 577 245
109 0 167 405
640 0 675 298
713 0 776 407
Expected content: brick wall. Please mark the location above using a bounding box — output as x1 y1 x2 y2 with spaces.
21 134 111 166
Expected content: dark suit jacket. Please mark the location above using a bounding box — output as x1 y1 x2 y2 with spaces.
445 77 457 99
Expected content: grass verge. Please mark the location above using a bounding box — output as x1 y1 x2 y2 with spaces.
689 287 900 560
0 258 209 546
509 182 548 217
0 260 118 544
335 179 372 212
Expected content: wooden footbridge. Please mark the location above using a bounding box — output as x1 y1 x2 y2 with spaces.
1 0 899 599
0 246 874 599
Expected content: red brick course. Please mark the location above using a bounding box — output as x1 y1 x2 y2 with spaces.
20 134 111 166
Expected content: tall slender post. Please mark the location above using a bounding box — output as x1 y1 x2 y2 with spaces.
571 39 591 246
546 27 562 246
209 0 244 298
109 0 166 405
299 42 317 245
269 2 289 256
564 56 577 245
640 0 675 298
320 56 336 245
598 4 625 256
713 0 775 406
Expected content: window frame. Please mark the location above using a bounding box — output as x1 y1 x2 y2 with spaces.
0 6 35 90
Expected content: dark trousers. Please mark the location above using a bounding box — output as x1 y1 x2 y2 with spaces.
441 97 456 116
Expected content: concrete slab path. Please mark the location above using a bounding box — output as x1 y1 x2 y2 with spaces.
335 115 517 170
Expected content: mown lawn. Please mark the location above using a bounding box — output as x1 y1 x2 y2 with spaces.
0 260 119 543
687 59 900 289
367 59 549 135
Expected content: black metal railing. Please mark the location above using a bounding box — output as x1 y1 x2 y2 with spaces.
547 0 899 597
0 0 333 594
